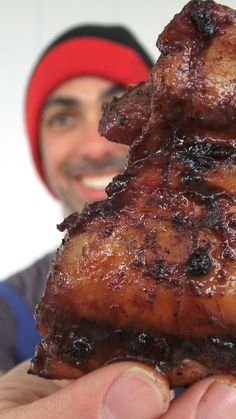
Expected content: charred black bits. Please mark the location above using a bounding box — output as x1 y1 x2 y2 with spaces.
137 333 152 347
83 200 110 220
172 211 192 228
114 329 127 343
91 201 108 217
106 174 131 195
190 8 216 38
130 332 152 354
222 246 236 260
209 144 235 160
203 203 223 230
172 211 185 226
187 248 212 276
57 212 80 232
177 142 213 172
117 114 127 126
70 337 92 364
146 260 167 281
177 140 235 173
180 172 206 187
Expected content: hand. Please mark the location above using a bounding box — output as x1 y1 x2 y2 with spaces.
0 361 236 418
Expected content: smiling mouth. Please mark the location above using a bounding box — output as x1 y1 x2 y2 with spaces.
71 172 121 200
80 174 115 190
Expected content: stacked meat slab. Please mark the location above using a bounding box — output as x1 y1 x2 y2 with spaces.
30 0 236 387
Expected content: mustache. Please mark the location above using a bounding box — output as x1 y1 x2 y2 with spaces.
62 156 128 176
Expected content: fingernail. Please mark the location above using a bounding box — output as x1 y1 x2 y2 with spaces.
196 381 236 419
102 366 168 419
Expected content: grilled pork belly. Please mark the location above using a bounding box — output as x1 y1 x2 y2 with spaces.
30 0 236 387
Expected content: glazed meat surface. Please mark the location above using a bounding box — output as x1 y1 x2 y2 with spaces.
30 0 236 388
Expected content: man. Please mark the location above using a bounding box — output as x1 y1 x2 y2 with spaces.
0 24 153 373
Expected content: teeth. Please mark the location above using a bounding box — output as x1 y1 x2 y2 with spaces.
81 175 114 190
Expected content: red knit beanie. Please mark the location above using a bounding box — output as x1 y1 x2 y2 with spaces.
25 25 153 192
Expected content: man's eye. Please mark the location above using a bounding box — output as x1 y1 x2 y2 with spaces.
48 113 76 128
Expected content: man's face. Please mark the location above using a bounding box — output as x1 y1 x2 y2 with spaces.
40 76 128 215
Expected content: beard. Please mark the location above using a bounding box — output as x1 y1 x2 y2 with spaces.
61 155 128 178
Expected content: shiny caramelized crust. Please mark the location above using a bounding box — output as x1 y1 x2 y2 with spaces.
98 81 152 146
30 0 236 387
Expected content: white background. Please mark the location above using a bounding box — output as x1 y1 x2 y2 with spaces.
0 0 235 278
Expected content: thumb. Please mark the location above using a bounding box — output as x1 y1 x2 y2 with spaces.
14 361 170 419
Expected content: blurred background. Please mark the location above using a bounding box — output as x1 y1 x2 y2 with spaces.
0 0 235 278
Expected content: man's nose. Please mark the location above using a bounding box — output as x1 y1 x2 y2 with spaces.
78 120 112 160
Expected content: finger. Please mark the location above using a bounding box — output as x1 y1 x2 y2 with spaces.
162 375 236 419
3 361 170 419
0 360 70 410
